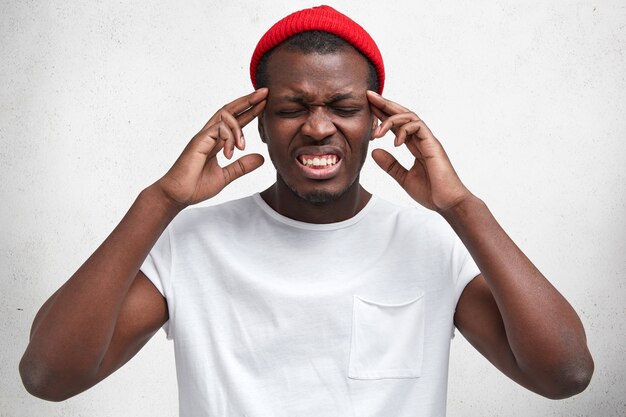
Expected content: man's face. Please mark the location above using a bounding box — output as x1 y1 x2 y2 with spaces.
259 46 376 204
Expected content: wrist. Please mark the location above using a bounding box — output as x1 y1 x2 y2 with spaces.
438 193 486 225
139 183 186 220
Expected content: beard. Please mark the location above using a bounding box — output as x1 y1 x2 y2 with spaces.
268 139 369 206
276 172 359 205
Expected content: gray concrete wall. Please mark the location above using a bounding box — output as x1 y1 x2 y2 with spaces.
2 1 624 416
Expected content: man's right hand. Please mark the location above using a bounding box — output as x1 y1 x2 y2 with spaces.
155 88 268 209
19 89 269 401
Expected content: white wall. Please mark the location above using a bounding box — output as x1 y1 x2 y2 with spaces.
2 1 625 416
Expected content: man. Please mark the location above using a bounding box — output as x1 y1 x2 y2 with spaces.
20 5 593 416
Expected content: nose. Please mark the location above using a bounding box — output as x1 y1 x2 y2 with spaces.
300 107 337 142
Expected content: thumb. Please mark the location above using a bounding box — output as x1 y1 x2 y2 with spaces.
371 148 408 187
221 153 265 186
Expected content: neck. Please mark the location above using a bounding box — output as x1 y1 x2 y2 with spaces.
260 177 372 224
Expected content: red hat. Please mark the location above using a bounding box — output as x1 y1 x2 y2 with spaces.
250 5 385 93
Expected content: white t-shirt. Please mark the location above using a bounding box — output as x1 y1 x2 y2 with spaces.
141 193 480 417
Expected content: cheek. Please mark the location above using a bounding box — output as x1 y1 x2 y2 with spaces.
264 116 299 141
353 120 374 165
355 135 371 166
343 117 374 149
263 120 300 162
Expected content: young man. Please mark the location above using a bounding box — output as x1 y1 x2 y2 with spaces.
20 5 593 416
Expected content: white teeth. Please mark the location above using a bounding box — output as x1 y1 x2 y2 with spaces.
301 155 338 167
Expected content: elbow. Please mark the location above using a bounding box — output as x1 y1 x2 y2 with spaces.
555 358 594 399
19 356 67 401
21 383 70 403
19 353 87 402
539 352 595 400
20 359 59 401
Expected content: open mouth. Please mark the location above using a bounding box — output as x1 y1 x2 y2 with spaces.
297 154 340 168
295 153 343 180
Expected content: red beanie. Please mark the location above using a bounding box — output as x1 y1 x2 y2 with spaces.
250 5 385 93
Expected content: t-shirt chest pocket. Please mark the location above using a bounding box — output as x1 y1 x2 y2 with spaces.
348 291 425 379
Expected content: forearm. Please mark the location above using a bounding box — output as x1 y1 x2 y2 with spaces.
21 184 180 385
441 195 593 394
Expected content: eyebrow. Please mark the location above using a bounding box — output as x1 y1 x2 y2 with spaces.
279 92 359 105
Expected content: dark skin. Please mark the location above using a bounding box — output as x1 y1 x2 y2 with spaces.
258 48 375 223
367 91 594 397
20 45 593 402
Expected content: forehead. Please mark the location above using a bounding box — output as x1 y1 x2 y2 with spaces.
264 47 371 101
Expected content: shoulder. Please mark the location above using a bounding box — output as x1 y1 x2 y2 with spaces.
168 194 260 235
371 196 456 241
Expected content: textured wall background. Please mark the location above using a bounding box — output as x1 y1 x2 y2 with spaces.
2 1 625 416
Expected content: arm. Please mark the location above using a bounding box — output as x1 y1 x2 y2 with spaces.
367 90 593 399
19 89 268 401
445 200 592 399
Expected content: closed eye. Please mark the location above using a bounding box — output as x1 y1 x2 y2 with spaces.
333 108 361 117
277 109 306 117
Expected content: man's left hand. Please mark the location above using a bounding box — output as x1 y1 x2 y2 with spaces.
367 90 472 213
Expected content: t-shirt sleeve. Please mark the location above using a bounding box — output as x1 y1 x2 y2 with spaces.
140 227 173 339
450 234 481 308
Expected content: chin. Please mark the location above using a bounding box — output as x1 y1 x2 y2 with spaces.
298 189 344 205
278 173 357 206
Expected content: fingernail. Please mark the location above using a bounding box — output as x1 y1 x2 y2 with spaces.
241 135 246 148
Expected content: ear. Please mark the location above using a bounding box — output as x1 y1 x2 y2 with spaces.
257 113 267 144
370 114 378 140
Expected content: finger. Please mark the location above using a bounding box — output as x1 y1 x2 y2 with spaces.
221 153 265 187
376 113 420 142
219 110 244 151
391 116 437 146
202 121 234 159
402 125 450 165
207 98 267 152
405 136 425 160
224 88 269 119
184 129 218 159
174 115 239 174
366 90 410 117
217 123 236 160
395 119 425 146
371 148 408 188
399 119 438 148
201 88 269 131
234 99 266 132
